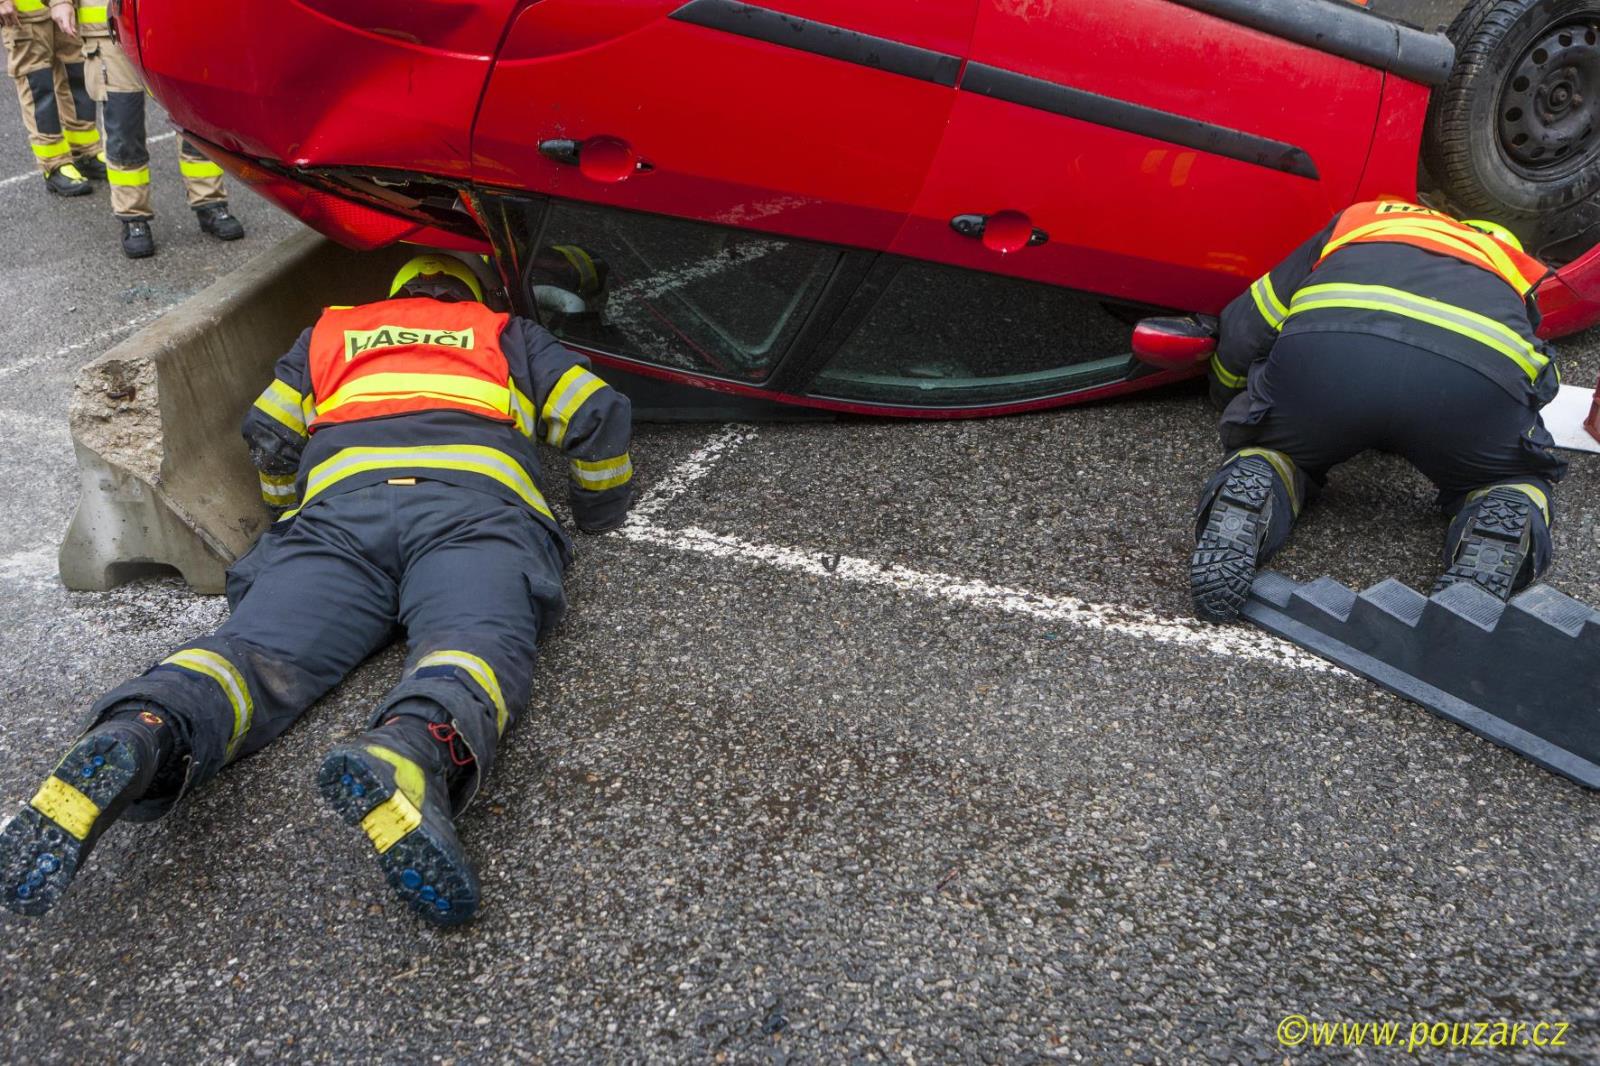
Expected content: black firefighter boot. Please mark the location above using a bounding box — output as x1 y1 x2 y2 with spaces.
195 203 244 241
0 707 176 916
318 714 478 925
1189 455 1279 623
1435 487 1537 601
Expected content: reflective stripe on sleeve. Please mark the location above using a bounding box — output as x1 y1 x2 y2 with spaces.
1287 282 1546 382
283 444 553 521
509 382 537 438
540 365 607 447
258 471 298 507
416 650 509 735
570 453 633 491
76 5 108 22
107 166 151 187
16 0 47 11
178 158 224 179
315 372 511 419
162 649 254 760
1249 274 1288 330
252 378 310 437
32 140 70 160
1209 353 1247 389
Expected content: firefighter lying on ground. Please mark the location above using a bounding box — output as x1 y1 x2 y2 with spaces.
1190 200 1565 623
0 255 634 925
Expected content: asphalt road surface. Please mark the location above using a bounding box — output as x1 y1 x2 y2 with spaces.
3 108 1600 1063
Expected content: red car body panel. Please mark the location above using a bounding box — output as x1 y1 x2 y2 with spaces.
120 0 1600 418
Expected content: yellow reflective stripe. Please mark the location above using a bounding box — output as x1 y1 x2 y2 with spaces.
1209 353 1247 389
417 650 508 734
162 649 254 759
107 166 151 187
540 365 606 447
571 453 633 491
32 140 70 160
178 158 224 179
30 777 99 840
1232 447 1301 516
509 381 537 437
76 5 108 21
1249 275 1288 329
252 378 309 437
16 0 46 11
258 471 298 506
1468 482 1550 523
294 445 553 521
316 372 511 418
1289 283 1545 382
64 129 100 146
552 244 599 293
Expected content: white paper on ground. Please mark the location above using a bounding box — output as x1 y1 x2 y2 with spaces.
1544 383 1600 454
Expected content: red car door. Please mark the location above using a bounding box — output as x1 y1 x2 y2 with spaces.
890 0 1396 313
471 0 976 251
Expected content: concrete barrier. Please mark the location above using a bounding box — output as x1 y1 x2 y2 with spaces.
60 232 411 593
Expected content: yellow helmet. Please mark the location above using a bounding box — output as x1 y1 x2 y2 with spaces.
1462 219 1525 253
389 254 485 303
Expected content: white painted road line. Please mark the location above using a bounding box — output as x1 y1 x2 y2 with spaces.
0 130 174 190
622 426 1336 673
0 303 177 381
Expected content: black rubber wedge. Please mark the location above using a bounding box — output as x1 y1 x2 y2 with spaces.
1191 456 1276 623
1435 487 1534 601
318 742 479 926
0 731 145 916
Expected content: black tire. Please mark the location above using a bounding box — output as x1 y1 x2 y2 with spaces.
1423 0 1600 243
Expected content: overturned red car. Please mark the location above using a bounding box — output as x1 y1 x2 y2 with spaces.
118 0 1600 416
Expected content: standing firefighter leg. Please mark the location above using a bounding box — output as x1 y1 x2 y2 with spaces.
0 494 402 916
1437 482 1554 599
178 137 244 240
1190 448 1306 623
319 484 565 926
53 29 102 178
2 14 88 193
82 35 153 255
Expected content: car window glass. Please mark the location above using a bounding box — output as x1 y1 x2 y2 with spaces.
530 202 839 383
810 261 1139 406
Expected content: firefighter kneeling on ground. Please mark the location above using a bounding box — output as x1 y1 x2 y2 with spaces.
1190 199 1566 622
0 255 634 925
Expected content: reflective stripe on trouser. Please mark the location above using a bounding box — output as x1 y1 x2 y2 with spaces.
1193 447 1304 565
82 481 566 819
177 136 226 207
3 18 90 173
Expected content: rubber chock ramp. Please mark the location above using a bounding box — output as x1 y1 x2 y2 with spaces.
1241 572 1600 789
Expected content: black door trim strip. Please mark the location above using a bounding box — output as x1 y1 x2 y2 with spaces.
962 63 1320 180
1168 0 1454 87
669 0 962 87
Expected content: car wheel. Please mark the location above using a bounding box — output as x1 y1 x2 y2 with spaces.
1423 0 1600 245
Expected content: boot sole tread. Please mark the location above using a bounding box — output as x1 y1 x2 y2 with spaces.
1435 491 1534 601
1190 460 1274 623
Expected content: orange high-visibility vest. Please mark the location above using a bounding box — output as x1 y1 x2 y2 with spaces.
1316 201 1550 297
307 298 515 431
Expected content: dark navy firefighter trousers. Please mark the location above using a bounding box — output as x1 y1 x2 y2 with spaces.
89 480 566 819
1200 331 1567 578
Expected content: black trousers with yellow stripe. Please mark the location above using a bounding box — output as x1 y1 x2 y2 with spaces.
86 481 566 820
1202 331 1566 579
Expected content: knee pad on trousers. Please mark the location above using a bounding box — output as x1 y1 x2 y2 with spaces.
101 91 147 166
23 68 61 136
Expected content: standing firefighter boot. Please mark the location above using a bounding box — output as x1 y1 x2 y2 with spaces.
1435 487 1541 600
0 715 169 916
44 163 91 197
120 219 154 259
318 716 478 926
195 203 244 241
74 155 107 181
1191 454 1291 623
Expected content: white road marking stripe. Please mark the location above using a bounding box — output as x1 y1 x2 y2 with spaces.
0 130 174 190
622 426 1336 673
0 304 177 381
620 521 1336 672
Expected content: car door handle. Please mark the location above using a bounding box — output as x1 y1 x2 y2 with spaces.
950 211 1049 253
538 136 653 183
